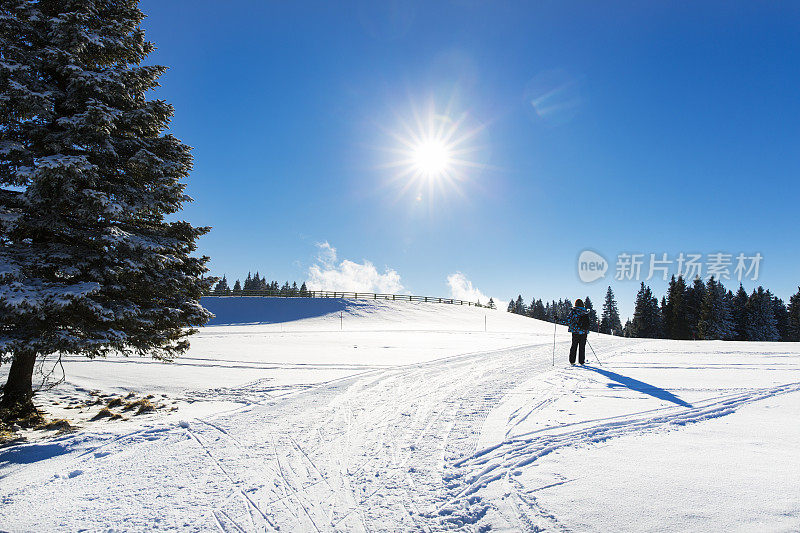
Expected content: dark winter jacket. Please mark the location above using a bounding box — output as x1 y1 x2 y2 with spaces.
567 306 590 335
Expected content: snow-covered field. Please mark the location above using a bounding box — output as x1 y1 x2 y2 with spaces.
1 297 799 531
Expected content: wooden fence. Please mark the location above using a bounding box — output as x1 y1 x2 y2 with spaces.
203 289 482 307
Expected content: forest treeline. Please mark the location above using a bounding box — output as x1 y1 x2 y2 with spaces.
211 272 310 297
211 272 500 308
507 277 800 342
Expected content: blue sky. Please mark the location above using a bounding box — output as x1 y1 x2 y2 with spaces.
141 1 800 320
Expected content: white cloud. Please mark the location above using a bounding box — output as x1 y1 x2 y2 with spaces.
447 272 490 304
316 241 337 267
307 242 404 294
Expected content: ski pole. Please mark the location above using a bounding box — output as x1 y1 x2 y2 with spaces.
587 339 602 366
552 320 556 366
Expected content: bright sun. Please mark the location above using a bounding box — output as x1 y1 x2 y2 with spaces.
411 139 452 178
381 101 484 205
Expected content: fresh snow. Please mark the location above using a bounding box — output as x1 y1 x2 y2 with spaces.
1 297 798 531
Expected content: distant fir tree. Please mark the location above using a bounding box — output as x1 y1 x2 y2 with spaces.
600 286 623 335
232 280 242 295
526 297 537 318
559 299 573 325
514 295 525 315
213 275 230 295
584 296 599 332
531 299 546 320
662 277 675 338
770 293 790 341
487 297 496 310
745 287 779 341
787 287 800 342
630 283 662 338
622 319 633 338
667 276 690 339
507 299 515 313
0 0 212 414
698 277 734 340
553 299 563 324
730 284 749 341
685 277 706 340
299 282 309 297
243 271 266 291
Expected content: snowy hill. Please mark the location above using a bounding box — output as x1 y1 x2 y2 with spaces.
1 298 798 531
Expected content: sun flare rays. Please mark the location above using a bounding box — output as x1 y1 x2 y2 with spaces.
379 100 486 207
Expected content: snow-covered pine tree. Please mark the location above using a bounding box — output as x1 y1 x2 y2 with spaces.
526 296 536 318
600 286 622 335
514 295 525 315
770 292 789 341
667 275 690 339
744 287 779 341
662 276 676 338
584 296 599 332
0 1 211 415
698 277 734 340
213 275 230 295
622 318 633 338
507 299 515 313
685 276 706 340
787 287 800 342
532 299 545 320
730 283 749 340
561 299 573 325
487 297 495 309
630 283 662 338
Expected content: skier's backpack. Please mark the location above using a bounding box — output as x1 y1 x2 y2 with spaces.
578 312 590 332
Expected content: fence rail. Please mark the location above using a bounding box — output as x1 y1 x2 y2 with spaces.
203 289 482 307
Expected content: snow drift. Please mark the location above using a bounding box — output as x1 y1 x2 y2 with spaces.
1 298 798 532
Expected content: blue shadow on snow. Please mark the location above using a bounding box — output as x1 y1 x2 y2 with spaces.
582 365 693 408
0 441 73 466
201 296 355 326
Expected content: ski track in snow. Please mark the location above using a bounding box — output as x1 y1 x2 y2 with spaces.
1 325 798 531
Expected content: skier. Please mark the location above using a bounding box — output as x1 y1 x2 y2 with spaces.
567 299 590 365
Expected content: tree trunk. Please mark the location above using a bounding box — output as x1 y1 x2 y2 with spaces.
1 350 37 411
